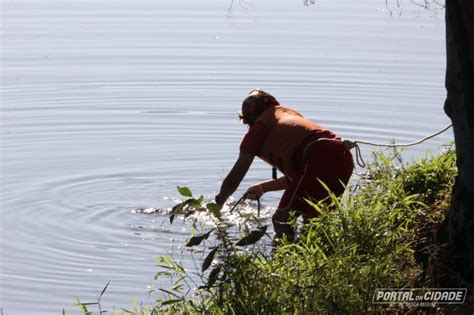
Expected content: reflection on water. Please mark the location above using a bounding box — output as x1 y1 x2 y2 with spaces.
1 0 450 313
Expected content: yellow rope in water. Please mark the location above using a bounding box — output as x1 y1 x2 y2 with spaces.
343 124 453 168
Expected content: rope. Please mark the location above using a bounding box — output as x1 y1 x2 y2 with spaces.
343 124 453 168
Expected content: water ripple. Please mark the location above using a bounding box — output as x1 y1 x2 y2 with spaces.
1 0 451 313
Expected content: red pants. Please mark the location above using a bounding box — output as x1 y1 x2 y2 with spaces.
273 139 353 237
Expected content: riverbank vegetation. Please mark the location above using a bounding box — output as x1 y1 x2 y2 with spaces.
73 146 472 314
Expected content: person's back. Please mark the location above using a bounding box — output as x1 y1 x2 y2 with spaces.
215 89 354 244
256 105 338 180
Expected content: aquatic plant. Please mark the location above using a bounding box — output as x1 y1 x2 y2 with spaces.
71 146 470 314
151 147 460 314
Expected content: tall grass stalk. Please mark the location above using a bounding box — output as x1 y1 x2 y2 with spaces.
74 146 466 314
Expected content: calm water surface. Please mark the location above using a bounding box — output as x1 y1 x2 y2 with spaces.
1 0 451 313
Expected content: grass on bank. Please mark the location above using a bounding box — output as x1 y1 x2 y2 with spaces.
73 146 464 314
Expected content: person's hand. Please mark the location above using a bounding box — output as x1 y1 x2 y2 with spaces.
244 184 265 200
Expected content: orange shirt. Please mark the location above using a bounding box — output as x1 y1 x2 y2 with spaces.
239 122 267 156
239 105 339 179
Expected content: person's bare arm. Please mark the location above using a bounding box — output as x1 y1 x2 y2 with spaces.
244 176 289 199
215 153 254 205
261 176 289 192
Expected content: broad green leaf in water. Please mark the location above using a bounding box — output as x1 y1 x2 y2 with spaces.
235 225 268 246
206 264 222 287
186 229 215 247
177 186 193 197
202 247 218 272
194 195 204 206
206 202 221 218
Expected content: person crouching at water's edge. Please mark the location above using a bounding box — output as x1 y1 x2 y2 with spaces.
215 90 354 244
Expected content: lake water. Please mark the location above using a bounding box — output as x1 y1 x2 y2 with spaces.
1 0 451 313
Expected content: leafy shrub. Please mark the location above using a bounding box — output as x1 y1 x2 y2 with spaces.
73 147 458 314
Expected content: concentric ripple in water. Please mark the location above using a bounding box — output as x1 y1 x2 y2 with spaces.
1 0 450 313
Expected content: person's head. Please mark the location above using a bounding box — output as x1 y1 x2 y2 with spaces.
240 89 279 127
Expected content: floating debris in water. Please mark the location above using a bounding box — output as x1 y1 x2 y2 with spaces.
131 207 170 215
